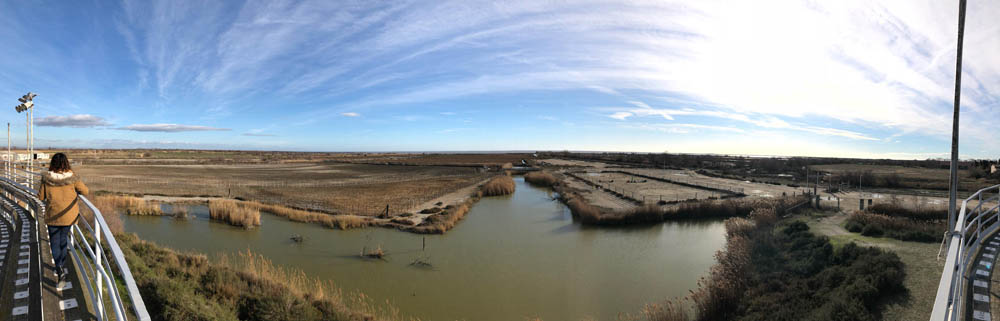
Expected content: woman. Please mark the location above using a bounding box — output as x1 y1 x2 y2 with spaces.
38 152 88 281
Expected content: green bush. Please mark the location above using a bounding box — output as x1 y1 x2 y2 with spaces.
860 224 883 237
727 223 904 321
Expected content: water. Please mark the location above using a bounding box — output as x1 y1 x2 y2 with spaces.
122 177 727 321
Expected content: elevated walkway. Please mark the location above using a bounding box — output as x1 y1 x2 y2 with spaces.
933 184 1000 321
0 167 149 321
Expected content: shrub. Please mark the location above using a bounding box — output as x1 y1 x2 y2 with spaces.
860 224 883 237
866 202 946 221
643 209 905 321
846 211 943 243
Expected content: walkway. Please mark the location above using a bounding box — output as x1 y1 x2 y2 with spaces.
970 234 1000 321
0 187 92 320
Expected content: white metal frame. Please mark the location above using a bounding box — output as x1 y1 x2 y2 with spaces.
0 168 150 321
931 183 1000 320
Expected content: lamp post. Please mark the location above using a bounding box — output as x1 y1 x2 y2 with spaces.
15 92 36 187
947 0 966 233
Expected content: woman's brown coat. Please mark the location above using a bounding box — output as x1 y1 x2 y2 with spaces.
38 171 89 226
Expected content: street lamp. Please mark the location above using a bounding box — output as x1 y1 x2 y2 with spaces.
15 92 36 187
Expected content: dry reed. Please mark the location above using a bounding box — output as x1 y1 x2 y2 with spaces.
93 194 163 216
409 203 471 234
480 175 516 196
524 171 559 187
208 199 261 228
242 200 374 230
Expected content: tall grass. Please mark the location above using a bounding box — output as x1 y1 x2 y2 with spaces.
93 194 163 216
523 171 559 187
208 199 261 229
242 200 373 230
81 198 125 235
480 175 515 196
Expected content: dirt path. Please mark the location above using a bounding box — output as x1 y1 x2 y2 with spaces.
404 177 492 226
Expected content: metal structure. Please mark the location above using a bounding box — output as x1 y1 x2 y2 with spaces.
14 92 36 187
931 184 1000 320
1 165 150 321
930 0 972 319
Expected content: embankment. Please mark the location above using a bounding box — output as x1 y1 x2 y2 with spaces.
554 182 806 225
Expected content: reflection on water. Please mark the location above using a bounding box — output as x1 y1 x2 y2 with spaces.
125 178 727 321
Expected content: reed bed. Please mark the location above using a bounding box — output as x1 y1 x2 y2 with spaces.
480 175 515 196
242 200 374 230
92 194 163 216
523 171 559 187
80 198 125 234
208 199 261 229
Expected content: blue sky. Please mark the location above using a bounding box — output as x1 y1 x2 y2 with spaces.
0 0 998 159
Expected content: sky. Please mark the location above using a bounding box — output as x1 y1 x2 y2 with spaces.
0 0 998 159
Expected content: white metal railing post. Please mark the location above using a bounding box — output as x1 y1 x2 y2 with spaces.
95 211 106 321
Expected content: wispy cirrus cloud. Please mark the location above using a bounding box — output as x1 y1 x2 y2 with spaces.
35 114 111 128
1 0 996 157
117 124 230 132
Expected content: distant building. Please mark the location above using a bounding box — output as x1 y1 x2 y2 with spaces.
992 164 998 174
1 153 49 161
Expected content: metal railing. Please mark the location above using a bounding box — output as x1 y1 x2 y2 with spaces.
1 166 150 321
931 183 1000 320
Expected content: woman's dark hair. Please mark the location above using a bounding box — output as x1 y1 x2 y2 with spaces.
49 153 71 173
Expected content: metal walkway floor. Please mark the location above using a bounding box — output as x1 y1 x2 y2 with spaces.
1 195 93 320
970 235 1000 321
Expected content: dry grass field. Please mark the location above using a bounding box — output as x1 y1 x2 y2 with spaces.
812 163 992 192
75 162 489 215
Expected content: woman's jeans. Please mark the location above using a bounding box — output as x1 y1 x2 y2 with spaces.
47 225 71 272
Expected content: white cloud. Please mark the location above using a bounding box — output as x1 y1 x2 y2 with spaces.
609 112 633 120
341 112 360 117
117 124 230 132
35 114 111 128
106 0 999 155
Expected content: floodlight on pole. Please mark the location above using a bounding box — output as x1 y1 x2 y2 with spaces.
13 92 36 187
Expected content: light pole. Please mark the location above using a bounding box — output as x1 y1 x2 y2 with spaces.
947 0 966 233
15 92 36 187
